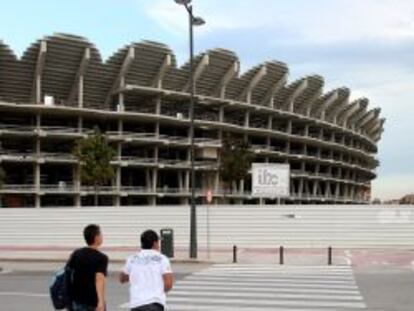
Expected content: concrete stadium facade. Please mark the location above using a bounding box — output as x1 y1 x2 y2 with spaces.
0 34 384 208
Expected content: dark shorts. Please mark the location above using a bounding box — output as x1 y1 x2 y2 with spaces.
71 302 97 311
131 303 164 311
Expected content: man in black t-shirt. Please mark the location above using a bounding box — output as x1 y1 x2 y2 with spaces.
67 224 108 311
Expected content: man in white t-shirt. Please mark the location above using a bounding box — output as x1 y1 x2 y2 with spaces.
119 230 173 311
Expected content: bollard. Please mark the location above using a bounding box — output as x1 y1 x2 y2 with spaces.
233 245 237 263
279 246 284 265
328 246 332 265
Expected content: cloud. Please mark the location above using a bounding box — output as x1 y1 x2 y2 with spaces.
143 0 414 199
145 0 414 43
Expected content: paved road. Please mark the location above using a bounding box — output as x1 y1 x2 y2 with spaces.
166 264 365 310
1 263 414 310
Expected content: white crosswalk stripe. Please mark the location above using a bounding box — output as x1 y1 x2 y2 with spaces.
166 264 366 310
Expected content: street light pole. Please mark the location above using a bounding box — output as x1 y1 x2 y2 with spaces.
188 4 197 260
174 0 205 259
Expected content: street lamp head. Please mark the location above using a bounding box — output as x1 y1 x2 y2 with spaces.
174 0 191 5
192 16 206 26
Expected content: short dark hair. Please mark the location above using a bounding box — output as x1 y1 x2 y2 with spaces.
83 224 101 246
141 230 159 249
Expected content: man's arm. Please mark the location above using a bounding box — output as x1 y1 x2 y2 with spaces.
163 273 173 293
119 272 129 284
95 272 105 311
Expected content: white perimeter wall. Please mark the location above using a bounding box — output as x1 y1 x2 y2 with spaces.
0 205 413 248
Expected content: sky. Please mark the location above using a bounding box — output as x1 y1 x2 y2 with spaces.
1 0 413 201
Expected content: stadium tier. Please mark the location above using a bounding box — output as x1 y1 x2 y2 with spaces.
0 34 384 207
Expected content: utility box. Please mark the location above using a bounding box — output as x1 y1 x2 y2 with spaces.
160 228 174 258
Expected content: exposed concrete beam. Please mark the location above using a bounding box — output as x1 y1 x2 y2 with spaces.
329 97 349 123
336 100 359 125
286 79 308 111
303 87 323 115
357 108 380 129
372 129 384 142
67 48 90 107
368 118 385 135
260 72 288 107
152 54 172 89
344 99 368 128
31 40 47 104
238 65 267 103
365 118 380 134
361 111 381 132
182 53 209 93
214 61 239 99
314 91 338 119
104 45 135 107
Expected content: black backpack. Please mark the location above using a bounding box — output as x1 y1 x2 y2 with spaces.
50 263 73 310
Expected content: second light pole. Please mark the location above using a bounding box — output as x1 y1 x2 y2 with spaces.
174 0 205 259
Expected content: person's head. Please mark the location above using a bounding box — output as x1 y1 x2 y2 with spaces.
83 224 103 247
141 230 159 250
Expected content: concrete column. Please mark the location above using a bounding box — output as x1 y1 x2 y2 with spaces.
73 164 81 208
285 141 291 154
287 121 292 134
153 169 158 192
312 180 318 196
219 106 224 123
118 77 125 112
155 122 160 138
298 178 304 198
319 128 324 140
327 165 333 177
244 111 250 128
266 136 271 149
78 117 83 133
148 195 156 206
289 100 294 112
304 180 310 196
325 182 331 198
113 193 121 207
304 125 309 137
335 182 340 199
185 171 190 191
214 171 220 192
145 169 151 189
78 75 84 108
156 97 161 115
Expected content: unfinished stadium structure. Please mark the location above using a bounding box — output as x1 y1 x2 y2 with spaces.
0 34 384 207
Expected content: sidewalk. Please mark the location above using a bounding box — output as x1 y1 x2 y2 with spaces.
1 245 414 268
0 245 348 265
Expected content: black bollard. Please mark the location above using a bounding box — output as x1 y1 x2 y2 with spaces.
328 246 332 265
279 246 284 265
233 245 237 263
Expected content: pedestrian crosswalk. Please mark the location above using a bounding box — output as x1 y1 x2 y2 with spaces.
166 264 366 310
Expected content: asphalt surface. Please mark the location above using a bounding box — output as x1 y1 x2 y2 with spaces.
0 262 414 310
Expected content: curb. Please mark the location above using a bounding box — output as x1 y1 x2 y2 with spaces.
0 257 213 265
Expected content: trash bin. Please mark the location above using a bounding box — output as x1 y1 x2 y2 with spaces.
160 228 174 258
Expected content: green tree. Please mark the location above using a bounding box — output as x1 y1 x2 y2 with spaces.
219 134 253 193
73 129 116 206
